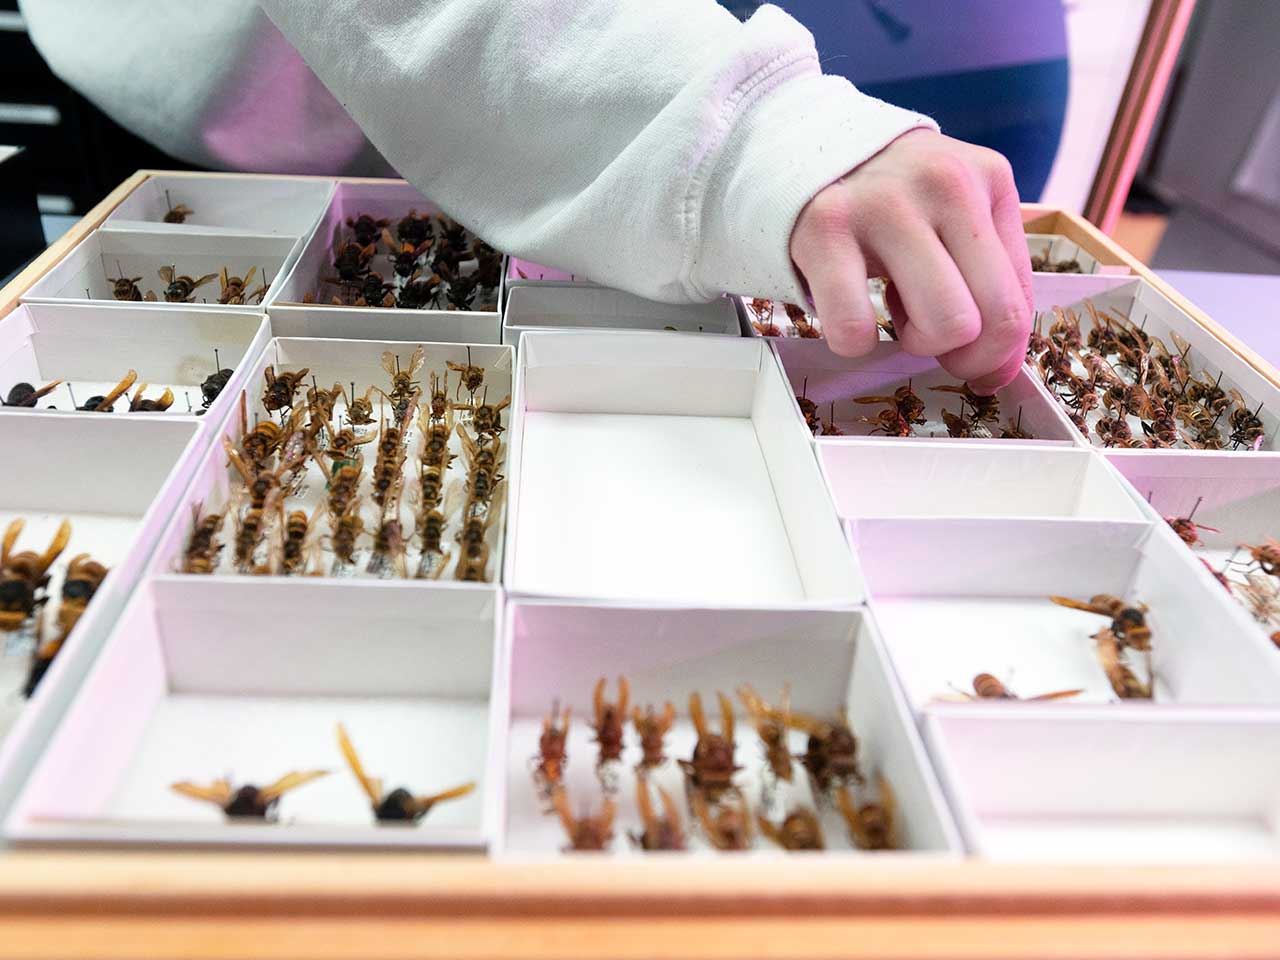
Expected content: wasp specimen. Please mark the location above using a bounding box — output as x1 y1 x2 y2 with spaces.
999 407 1033 440
170 770 329 820
336 270 395 308
3 378 64 410
678 691 741 802
346 212 389 248
342 382 378 428
591 676 629 776
854 381 927 429
1030 252 1081 274
262 365 310 414
1239 539 1280 577
396 209 433 247
23 553 107 697
381 228 432 278
551 787 616 852
128 383 175 413
1050 594 1152 652
381 346 426 419
232 502 273 574
941 406 993 440
836 777 898 851
183 505 226 574
336 724 475 823
158 265 217 303
331 239 377 283
943 673 1082 702
691 788 753 851
462 390 510 439
737 683 793 783
200 351 234 412
631 700 676 771
1227 390 1265 450
396 273 442 310
274 507 317 576
366 514 409 579
758 807 824 851
0 519 71 635
217 266 266 305
370 397 418 510
325 462 365 522
932 383 1000 424
631 779 686 851
796 377 820 434
1235 572 1280 633
446 348 486 401
442 270 477 310
533 701 571 797
789 709 862 795
819 402 844 436
163 191 193 223
783 302 821 338
1162 496 1218 547
749 298 781 337
1094 628 1153 699
327 501 365 571
109 261 144 301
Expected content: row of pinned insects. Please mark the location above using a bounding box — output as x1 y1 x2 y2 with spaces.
107 264 270 306
2 353 234 416
182 345 510 581
1030 299 1267 451
302 210 502 311
0 520 107 701
171 723 474 825
796 377 1035 441
533 678 896 853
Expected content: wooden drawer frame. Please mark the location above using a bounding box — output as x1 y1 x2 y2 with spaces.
0 173 1277 959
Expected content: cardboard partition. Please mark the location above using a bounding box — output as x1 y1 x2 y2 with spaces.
772 339 1079 444
503 331 861 606
0 302 269 424
6 579 500 847
496 601 962 857
817 442 1144 521
502 285 741 345
505 258 589 284
148 336 513 587
21 228 297 310
270 181 501 339
852 517 1280 712
924 709 1280 861
106 175 335 237
1029 277 1280 453
0 415 203 825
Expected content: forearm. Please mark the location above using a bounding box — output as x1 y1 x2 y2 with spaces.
259 0 934 303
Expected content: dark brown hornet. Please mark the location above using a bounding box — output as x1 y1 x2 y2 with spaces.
337 724 475 823
748 297 781 337
128 383 175 413
346 212 389 248
551 787 615 852
932 383 1000 423
737 683 793 782
25 554 108 697
533 700 571 795
854 381 927 427
262 365 310 413
183 504 226 575
758 806 824 851
396 208 433 247
591 676 629 769
218 266 267 305
109 261 144 301
381 227 432 278
0 519 70 634
3 379 63 409
943 673 1082 703
331 239 377 283
163 191 193 223
157 265 218 303
788 708 863 795
1050 594 1152 652
200 351 234 413
691 789 753 851
678 690 741 802
171 770 329 820
631 700 676 771
1161 495 1218 548
631 779 686 851
447 347 486 400
836 777 898 851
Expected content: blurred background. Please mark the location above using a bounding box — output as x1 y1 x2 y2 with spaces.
1 0 1278 276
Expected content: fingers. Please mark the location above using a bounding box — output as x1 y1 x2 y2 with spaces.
870 220 981 360
935 204 1032 393
791 219 879 358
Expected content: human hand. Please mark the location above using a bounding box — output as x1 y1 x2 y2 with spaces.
789 129 1033 394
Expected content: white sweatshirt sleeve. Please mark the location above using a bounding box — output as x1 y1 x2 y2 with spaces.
259 1 936 305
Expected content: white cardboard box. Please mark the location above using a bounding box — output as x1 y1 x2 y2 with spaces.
0 415 204 824
6 578 501 848
924 708 1280 860
502 285 743 346
146 336 513 588
106 175 335 238
503 331 861 606
495 600 962 857
0 302 269 424
270 181 501 343
851 517 1280 711
21 228 298 312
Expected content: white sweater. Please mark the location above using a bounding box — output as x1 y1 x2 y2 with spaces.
22 0 934 305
